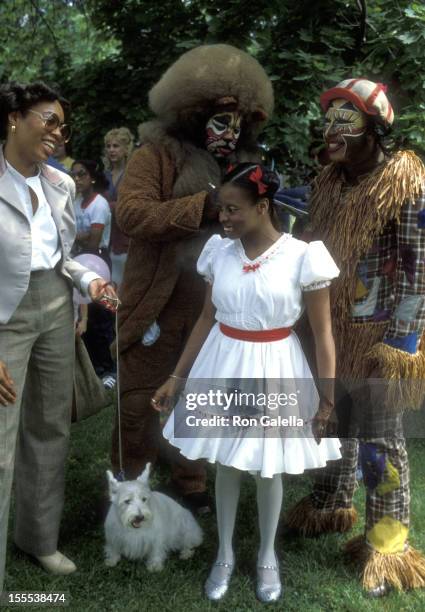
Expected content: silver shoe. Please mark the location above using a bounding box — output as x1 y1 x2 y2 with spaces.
204 561 234 601
256 563 282 603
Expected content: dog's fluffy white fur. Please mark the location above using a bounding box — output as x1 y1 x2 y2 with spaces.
104 463 203 571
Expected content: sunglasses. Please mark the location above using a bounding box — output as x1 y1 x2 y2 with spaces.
70 170 89 179
28 109 72 143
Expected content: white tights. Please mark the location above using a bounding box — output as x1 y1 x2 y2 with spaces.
210 463 282 582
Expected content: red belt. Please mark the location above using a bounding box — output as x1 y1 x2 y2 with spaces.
219 323 291 342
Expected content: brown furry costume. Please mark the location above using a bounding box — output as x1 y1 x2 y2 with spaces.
112 45 273 493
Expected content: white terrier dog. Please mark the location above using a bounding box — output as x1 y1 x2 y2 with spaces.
104 463 203 571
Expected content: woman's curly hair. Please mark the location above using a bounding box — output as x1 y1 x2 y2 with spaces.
0 81 69 140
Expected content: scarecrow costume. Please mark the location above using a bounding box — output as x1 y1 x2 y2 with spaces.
286 79 425 593
111 45 273 501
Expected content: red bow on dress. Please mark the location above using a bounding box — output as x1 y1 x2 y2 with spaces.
243 262 261 273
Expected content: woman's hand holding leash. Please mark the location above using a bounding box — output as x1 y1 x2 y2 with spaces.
88 279 121 312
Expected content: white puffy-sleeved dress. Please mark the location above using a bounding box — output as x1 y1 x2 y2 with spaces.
163 233 341 478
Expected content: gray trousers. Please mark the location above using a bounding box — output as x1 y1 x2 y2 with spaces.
0 270 75 593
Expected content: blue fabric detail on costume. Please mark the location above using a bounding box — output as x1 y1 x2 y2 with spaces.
394 295 422 321
418 209 425 229
383 332 418 354
359 443 386 490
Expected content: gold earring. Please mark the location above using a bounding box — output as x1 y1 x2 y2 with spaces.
11 125 16 133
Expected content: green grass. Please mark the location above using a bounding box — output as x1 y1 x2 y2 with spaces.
4 404 425 611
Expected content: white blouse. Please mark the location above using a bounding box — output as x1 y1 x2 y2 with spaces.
197 234 339 330
7 162 61 271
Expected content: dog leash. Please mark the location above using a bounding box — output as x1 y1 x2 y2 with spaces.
114 307 126 482
100 290 126 482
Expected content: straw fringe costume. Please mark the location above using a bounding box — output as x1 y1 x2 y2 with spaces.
111 45 273 490
286 149 425 590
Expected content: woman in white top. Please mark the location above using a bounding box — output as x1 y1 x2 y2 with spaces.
71 159 111 264
152 163 341 603
71 159 116 385
0 81 117 590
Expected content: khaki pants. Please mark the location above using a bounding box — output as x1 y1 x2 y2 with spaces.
0 270 74 593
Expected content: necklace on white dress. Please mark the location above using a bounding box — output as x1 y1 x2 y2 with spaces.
237 234 290 272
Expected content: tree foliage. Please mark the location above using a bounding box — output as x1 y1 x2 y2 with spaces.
1 0 425 182
0 1 120 82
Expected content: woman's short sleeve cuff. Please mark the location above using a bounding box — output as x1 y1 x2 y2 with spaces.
300 241 340 291
196 234 223 284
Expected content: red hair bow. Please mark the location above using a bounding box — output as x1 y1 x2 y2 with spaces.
249 166 268 195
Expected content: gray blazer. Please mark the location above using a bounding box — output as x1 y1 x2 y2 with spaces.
0 147 92 324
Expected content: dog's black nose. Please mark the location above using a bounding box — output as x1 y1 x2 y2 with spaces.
136 515 144 522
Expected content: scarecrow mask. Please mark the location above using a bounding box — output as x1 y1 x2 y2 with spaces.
323 98 368 163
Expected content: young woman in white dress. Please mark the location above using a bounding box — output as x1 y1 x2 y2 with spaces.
151 163 341 603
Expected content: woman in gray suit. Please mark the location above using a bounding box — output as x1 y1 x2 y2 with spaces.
0 81 118 591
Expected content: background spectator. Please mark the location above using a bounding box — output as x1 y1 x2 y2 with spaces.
103 127 134 290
